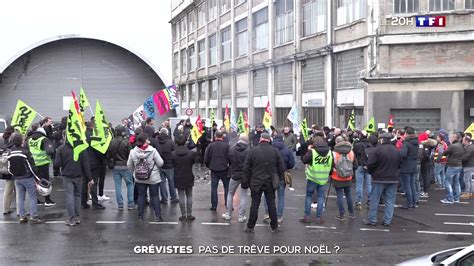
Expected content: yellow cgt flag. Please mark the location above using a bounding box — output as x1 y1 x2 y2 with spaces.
79 87 90 113
91 100 113 154
465 123 474 137
300 118 309 142
262 101 272 130
10 100 38 135
364 117 376 133
347 109 356 130
66 99 89 161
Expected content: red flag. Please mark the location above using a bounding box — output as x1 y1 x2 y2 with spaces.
153 90 171 116
388 114 394 128
244 111 249 132
196 115 203 133
224 104 230 131
71 91 81 114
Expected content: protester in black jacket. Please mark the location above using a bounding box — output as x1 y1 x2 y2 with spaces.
364 133 401 227
243 133 285 232
55 142 93 226
204 131 230 211
83 122 105 210
250 125 266 148
399 128 419 209
353 132 374 207
461 135 474 199
107 125 134 210
223 136 250 222
172 135 197 222
1 126 15 215
7 133 43 224
156 128 178 204
441 133 464 204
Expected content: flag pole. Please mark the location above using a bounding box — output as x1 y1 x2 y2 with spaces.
88 105 94 117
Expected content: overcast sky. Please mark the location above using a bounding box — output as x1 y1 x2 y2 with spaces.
0 0 172 83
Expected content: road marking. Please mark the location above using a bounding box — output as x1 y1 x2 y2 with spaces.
149 222 179 225
417 230 472 236
456 202 469 205
0 221 18 224
255 224 268 227
360 228 390 232
306 226 337 230
285 207 299 210
45 221 65 224
443 222 474 226
294 194 305 197
96 221 125 224
418 200 428 202
435 213 474 217
57 189 65 192
201 222 229 226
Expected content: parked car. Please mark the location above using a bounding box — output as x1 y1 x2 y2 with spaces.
399 245 474 265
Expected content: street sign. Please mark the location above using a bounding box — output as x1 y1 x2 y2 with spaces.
185 108 193 116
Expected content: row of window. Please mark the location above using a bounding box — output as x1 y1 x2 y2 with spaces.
395 0 474 13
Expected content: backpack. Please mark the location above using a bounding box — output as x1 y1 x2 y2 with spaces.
134 152 154 180
335 153 354 178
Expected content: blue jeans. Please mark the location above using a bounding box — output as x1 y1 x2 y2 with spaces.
414 164 421 203
444 167 462 202
367 183 397 224
264 179 285 218
355 166 372 203
304 180 326 218
159 168 177 202
15 177 38 218
401 173 416 207
113 169 134 208
211 171 230 209
434 163 446 187
335 187 354 216
136 182 161 219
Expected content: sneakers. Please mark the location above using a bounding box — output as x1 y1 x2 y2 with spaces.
440 199 454 204
155 216 163 222
315 218 324 225
238 216 247 223
221 213 231 220
335 215 346 221
3 210 13 215
65 219 76 227
243 227 255 233
299 216 311 223
348 213 356 219
30 216 43 224
128 205 136 210
19 217 28 224
93 204 106 210
98 195 110 201
270 228 280 233
82 203 91 209
381 222 390 227
454 199 461 204
420 193 429 198
179 216 186 222
209 207 217 211
363 219 377 226
262 215 270 223
170 199 180 204
277 217 283 224
45 199 56 207
74 217 81 225
311 202 318 209
118 206 124 211
37 199 44 205
186 215 195 221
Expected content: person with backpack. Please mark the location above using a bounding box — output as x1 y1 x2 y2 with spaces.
399 127 419 209
222 135 250 223
331 136 358 221
300 136 333 225
353 131 373 209
172 135 197 222
55 142 93 226
127 133 164 222
0 126 16 215
107 125 134 211
7 133 43 224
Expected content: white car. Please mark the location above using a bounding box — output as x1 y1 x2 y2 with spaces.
399 245 474 265
0 118 6 139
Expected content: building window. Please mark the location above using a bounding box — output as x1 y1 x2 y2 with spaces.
209 0 217 21
302 0 326 36
394 0 420 13
180 17 187 37
188 10 195 32
198 4 206 28
253 68 268 96
303 107 325 127
429 0 455 11
173 52 179 77
180 49 186 74
336 49 365 89
209 33 217 65
302 58 325 92
254 108 265 127
182 86 188 103
198 39 206 68
235 73 248 96
336 0 367 26
276 108 291 127
172 23 178 42
189 84 196 102
198 81 206 101
274 63 293 94
275 0 294 45
221 27 231 61
235 0 247 6
235 18 248 57
209 79 218 99
188 45 195 72
253 8 269 51
221 0 231 14
466 0 474 9
338 108 363 129
221 76 231 97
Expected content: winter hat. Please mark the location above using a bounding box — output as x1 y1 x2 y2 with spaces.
260 133 271 142
418 132 428 143
380 132 392 140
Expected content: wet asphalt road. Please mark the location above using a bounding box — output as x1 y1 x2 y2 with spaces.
0 163 472 265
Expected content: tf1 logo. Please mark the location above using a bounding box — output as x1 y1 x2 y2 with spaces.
390 16 446 27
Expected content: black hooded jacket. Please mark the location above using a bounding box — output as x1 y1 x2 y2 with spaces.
106 136 130 167
156 133 174 169
55 143 92 180
172 146 196 189
272 136 295 171
229 141 249 181
399 135 419 174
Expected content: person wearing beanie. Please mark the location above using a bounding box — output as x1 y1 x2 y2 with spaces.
25 124 55 206
204 130 230 211
243 133 285 233
222 135 250 223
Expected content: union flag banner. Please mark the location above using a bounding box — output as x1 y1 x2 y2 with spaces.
224 104 230 132
191 115 203 144
262 101 272 130
387 114 395 129
153 90 171 116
